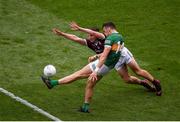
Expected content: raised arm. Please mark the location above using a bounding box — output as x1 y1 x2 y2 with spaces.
70 22 105 39
52 28 86 45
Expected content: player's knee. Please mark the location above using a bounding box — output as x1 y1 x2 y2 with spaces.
73 71 85 79
87 80 95 88
71 73 80 80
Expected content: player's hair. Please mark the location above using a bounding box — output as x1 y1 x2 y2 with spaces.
102 22 116 29
90 27 99 32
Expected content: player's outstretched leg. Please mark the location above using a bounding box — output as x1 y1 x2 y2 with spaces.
117 65 156 91
127 58 162 96
41 64 92 89
58 64 92 84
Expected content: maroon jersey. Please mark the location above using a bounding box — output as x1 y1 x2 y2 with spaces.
86 38 105 54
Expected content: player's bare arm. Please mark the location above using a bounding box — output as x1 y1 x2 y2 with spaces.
97 47 111 69
70 22 105 39
52 28 86 45
88 47 111 82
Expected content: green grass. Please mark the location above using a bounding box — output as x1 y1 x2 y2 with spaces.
0 93 49 121
0 0 180 120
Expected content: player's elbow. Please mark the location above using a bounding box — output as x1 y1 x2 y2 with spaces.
73 38 80 41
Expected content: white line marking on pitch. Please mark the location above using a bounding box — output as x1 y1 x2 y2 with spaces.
0 87 61 121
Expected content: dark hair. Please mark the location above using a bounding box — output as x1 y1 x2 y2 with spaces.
102 22 116 29
90 27 99 32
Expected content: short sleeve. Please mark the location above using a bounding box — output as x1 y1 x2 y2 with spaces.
104 36 113 46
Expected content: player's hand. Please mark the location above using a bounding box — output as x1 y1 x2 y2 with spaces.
88 71 98 82
88 55 96 63
52 28 63 35
70 21 80 31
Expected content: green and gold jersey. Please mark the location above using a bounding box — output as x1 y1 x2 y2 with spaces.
104 32 124 68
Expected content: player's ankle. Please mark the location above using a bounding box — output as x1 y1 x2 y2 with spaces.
82 103 90 112
50 80 59 87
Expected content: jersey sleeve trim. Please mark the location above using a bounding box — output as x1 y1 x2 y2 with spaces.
104 40 112 46
104 45 111 48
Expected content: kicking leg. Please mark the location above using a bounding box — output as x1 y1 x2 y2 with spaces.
41 64 92 89
58 64 92 84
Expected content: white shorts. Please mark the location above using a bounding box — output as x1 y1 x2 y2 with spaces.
89 59 112 76
115 47 133 71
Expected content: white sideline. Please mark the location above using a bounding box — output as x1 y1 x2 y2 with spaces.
0 87 61 121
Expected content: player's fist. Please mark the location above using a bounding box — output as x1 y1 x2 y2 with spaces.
88 55 97 63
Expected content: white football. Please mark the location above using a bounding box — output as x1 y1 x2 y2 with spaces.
43 64 56 77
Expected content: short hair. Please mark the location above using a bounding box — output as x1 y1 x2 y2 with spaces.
90 27 99 32
102 22 116 29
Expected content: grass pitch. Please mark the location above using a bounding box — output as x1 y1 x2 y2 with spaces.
0 0 180 120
